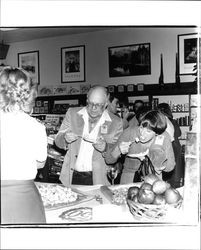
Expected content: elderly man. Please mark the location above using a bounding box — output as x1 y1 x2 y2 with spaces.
55 86 123 186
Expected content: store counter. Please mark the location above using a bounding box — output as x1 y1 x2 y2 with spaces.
36 182 186 225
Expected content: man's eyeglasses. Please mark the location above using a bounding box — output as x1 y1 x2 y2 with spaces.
87 101 105 109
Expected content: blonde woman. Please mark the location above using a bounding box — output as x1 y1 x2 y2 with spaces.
0 67 47 224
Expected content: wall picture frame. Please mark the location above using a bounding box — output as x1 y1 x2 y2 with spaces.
108 43 151 77
178 33 198 75
61 45 85 83
137 83 144 91
18 51 40 84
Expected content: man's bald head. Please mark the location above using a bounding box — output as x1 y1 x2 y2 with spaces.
87 86 108 103
86 86 109 119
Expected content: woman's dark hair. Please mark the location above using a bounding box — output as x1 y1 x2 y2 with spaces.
136 105 151 121
157 103 173 120
139 110 167 135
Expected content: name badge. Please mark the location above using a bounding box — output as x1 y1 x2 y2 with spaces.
155 135 164 146
101 124 108 134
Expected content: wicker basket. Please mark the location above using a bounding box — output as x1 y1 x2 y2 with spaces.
127 198 183 221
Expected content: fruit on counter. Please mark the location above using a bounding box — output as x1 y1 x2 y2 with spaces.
164 188 181 204
140 182 152 191
138 188 155 204
143 174 159 185
152 180 168 194
127 186 140 200
166 182 171 189
132 195 139 203
153 194 166 205
126 174 182 207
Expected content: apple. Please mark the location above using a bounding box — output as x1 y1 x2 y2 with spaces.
127 186 140 200
152 180 168 194
166 182 171 189
144 174 159 186
132 195 139 203
140 182 152 191
138 188 155 204
164 188 181 204
153 194 166 205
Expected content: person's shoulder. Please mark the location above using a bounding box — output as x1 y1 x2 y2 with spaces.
107 110 122 122
121 125 137 137
128 115 138 127
25 113 46 131
66 106 83 114
160 131 172 143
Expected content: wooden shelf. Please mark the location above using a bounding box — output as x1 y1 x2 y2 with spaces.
172 111 189 113
35 82 197 100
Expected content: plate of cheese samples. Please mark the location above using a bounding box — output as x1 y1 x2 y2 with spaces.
35 182 94 210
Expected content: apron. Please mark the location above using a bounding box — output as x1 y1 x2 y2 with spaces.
1 180 46 224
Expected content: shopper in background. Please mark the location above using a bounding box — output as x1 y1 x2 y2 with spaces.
55 86 123 186
107 93 133 129
105 110 175 184
107 93 120 116
157 103 184 188
128 99 144 127
107 93 133 183
0 67 47 224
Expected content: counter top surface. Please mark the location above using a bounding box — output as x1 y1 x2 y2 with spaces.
36 182 186 225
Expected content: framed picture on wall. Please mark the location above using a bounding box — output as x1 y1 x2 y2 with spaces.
108 43 151 77
178 33 198 75
61 45 85 83
18 51 40 84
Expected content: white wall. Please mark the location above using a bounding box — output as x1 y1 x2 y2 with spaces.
4 27 197 88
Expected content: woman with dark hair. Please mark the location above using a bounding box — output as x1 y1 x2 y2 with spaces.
157 103 184 188
0 67 47 224
105 110 175 184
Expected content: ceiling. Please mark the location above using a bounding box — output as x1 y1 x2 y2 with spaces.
0 27 117 44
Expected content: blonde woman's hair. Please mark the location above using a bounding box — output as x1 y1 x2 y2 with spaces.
0 66 38 113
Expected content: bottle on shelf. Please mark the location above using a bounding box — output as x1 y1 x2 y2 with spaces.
175 52 181 88
158 53 164 89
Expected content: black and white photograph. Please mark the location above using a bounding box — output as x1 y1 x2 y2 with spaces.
61 45 85 83
178 33 198 75
108 43 151 77
0 1 201 250
18 50 40 84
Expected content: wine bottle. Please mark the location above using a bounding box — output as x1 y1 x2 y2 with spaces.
159 53 164 88
175 52 181 87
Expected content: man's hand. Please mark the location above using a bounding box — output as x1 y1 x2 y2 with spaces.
122 108 130 119
64 132 79 143
118 141 132 155
93 136 106 153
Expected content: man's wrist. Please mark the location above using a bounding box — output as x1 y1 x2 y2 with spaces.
111 144 121 159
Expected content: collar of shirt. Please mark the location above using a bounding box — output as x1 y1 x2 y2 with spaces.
77 107 112 123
